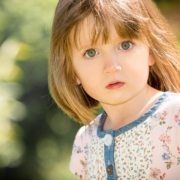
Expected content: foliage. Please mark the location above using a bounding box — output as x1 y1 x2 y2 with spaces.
0 0 79 179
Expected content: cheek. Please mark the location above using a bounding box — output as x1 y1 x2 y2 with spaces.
74 60 100 81
74 65 95 85
125 54 150 78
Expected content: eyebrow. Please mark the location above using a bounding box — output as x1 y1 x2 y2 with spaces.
76 37 130 51
76 44 93 51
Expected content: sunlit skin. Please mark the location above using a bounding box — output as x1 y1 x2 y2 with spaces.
71 15 162 130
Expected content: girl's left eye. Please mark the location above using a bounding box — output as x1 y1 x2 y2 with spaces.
84 49 98 58
119 41 133 50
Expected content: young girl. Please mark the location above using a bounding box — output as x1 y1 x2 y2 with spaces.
49 0 180 179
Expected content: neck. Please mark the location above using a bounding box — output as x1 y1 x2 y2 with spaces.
101 86 162 131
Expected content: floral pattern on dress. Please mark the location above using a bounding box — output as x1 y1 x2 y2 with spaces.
72 125 93 179
73 143 83 154
158 126 180 170
70 93 180 180
73 145 88 179
114 121 152 179
174 110 180 126
150 105 180 180
87 133 106 179
151 111 167 126
150 168 166 180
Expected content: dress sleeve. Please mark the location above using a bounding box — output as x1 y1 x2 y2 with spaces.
69 126 89 180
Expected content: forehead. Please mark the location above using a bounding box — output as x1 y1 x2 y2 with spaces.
69 15 102 49
75 15 95 45
69 11 143 51
70 15 121 50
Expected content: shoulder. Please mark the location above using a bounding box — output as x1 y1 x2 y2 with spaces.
168 92 180 99
75 114 101 141
158 92 180 115
156 92 180 127
69 114 102 178
164 92 180 107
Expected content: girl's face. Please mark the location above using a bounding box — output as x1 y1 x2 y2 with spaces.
71 16 155 107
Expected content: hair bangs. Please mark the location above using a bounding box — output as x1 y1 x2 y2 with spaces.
69 4 148 49
69 14 110 50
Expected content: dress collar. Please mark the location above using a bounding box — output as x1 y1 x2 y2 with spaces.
97 91 170 138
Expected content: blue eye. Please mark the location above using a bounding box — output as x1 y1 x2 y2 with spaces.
84 49 98 58
120 41 133 50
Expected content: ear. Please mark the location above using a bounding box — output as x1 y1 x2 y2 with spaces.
75 76 81 85
148 49 155 66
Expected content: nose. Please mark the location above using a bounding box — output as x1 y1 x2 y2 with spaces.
103 53 122 74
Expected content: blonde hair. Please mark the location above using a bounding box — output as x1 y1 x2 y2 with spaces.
49 0 180 125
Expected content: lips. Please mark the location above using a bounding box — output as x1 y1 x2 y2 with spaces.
106 81 125 90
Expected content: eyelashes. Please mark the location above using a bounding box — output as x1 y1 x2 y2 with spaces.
83 41 133 59
119 41 133 50
84 49 98 58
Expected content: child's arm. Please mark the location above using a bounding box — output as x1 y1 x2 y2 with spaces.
69 126 88 180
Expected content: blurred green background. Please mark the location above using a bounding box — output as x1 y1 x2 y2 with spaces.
0 0 179 180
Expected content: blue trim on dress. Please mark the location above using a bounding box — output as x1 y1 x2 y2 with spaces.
97 91 170 138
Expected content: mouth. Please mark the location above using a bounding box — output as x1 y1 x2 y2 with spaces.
106 81 125 90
